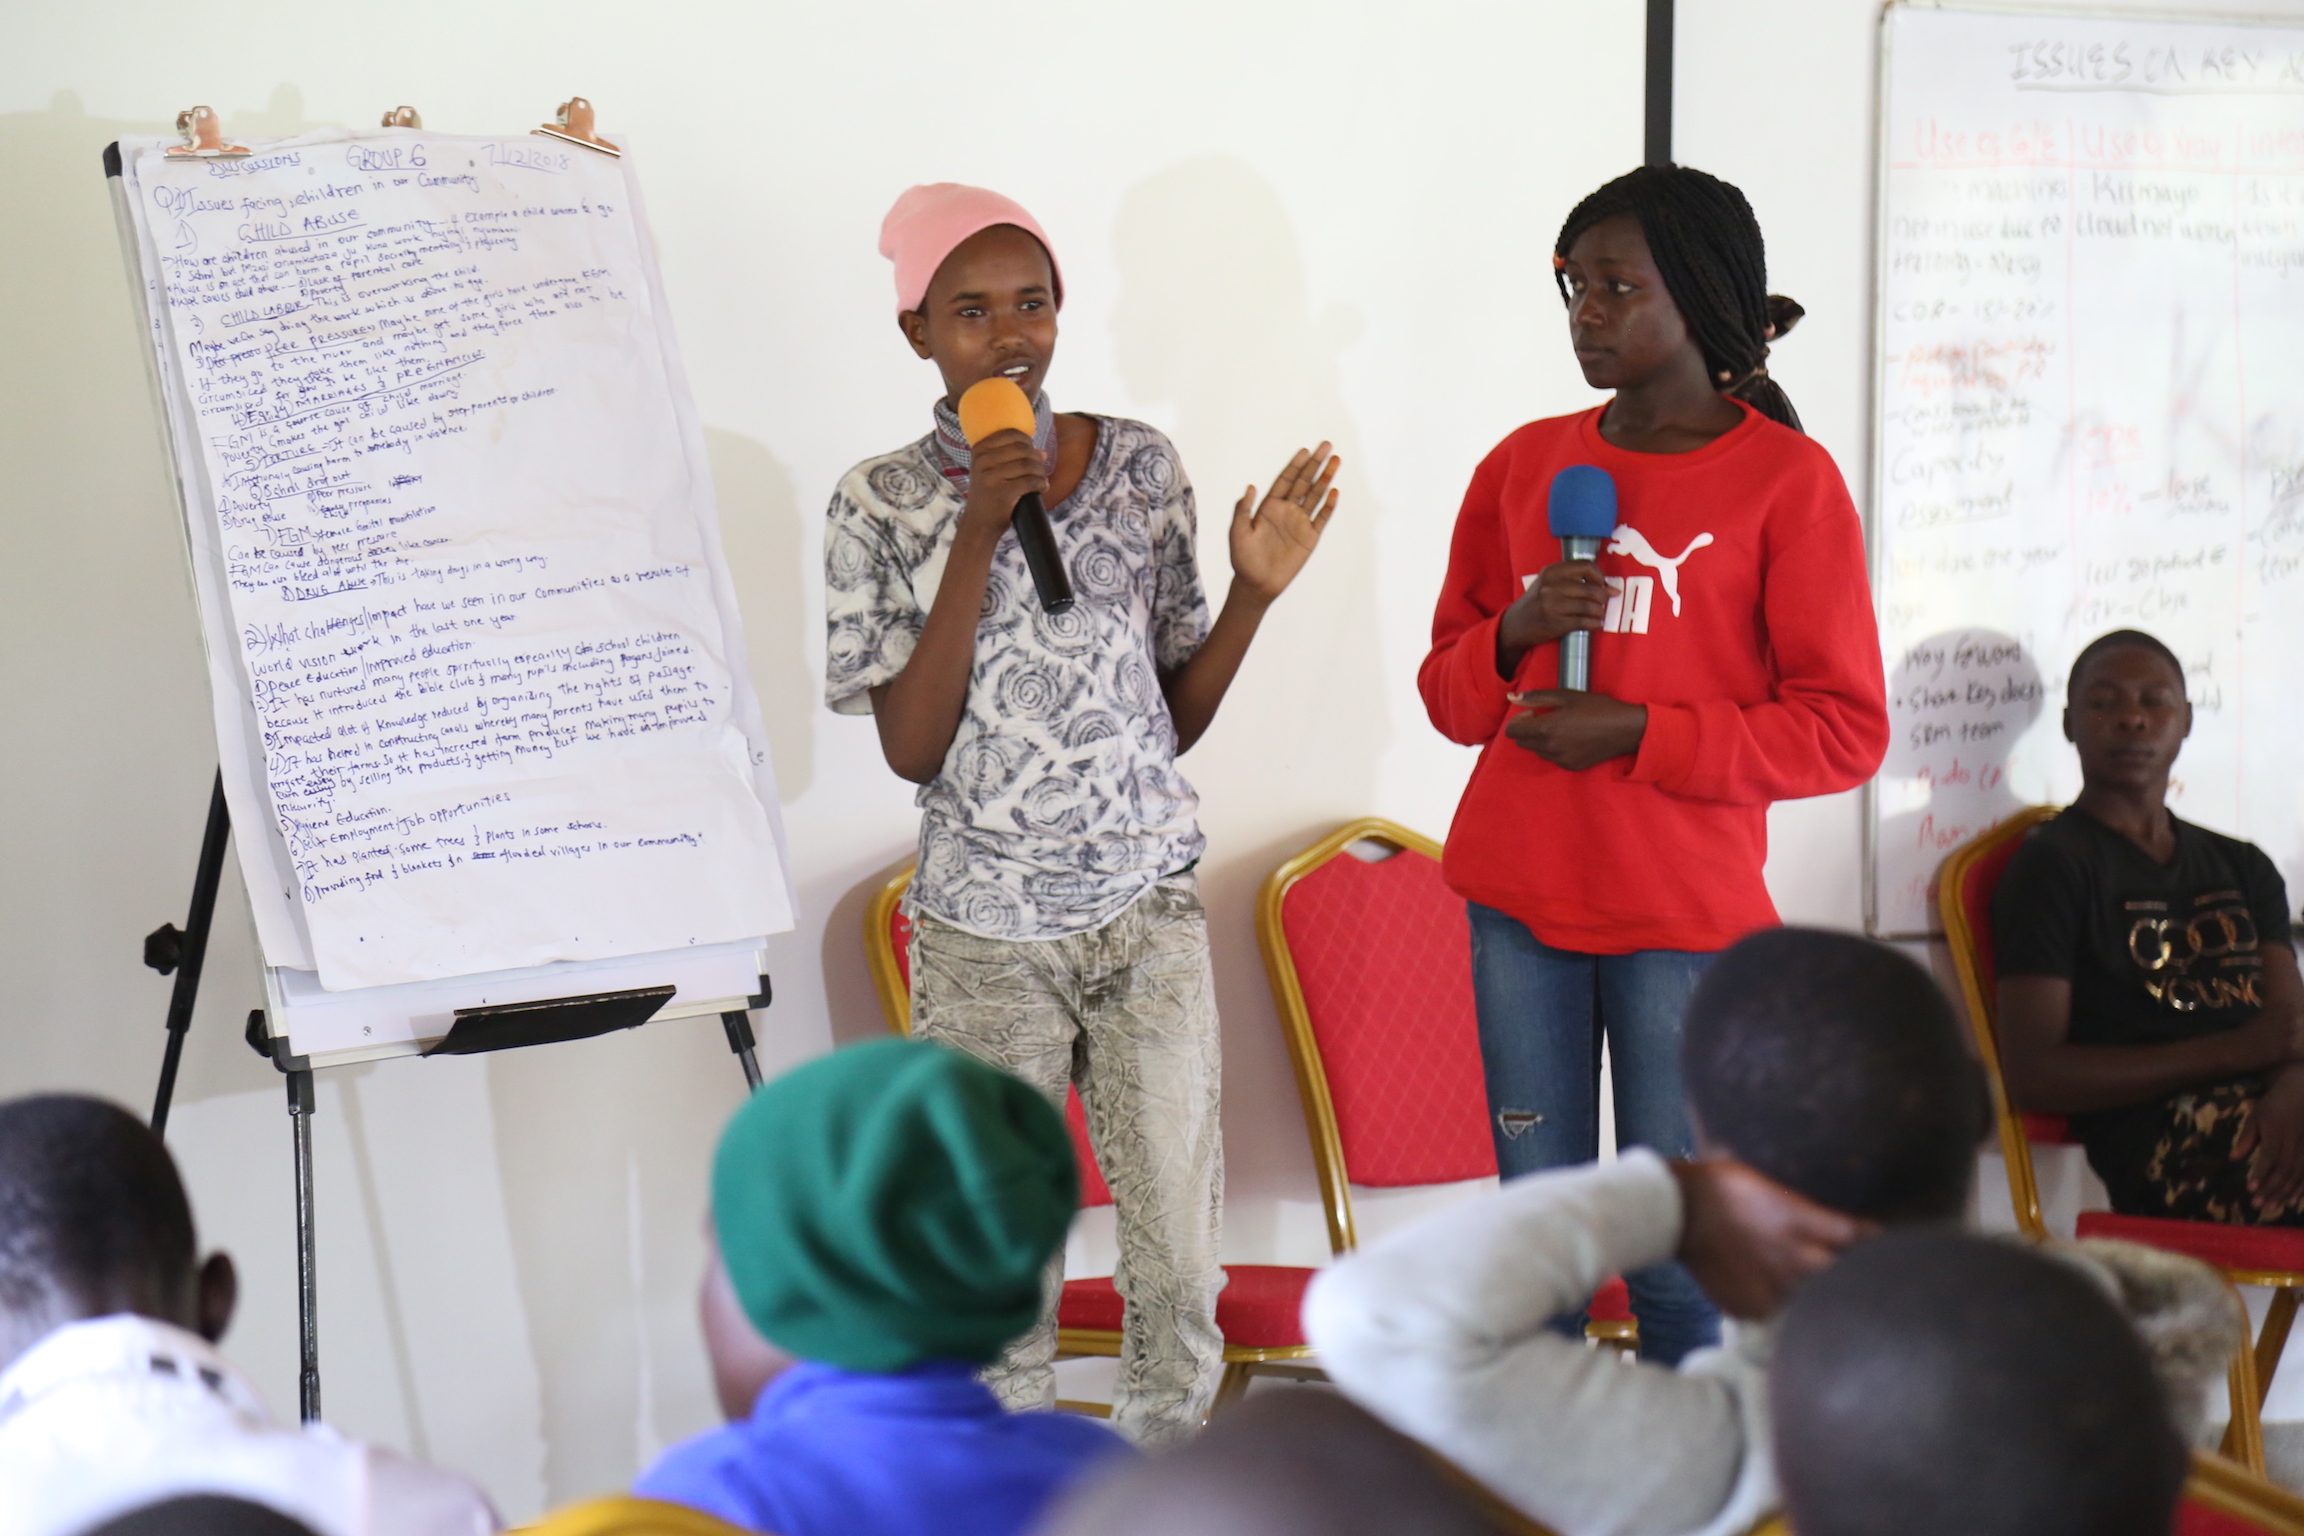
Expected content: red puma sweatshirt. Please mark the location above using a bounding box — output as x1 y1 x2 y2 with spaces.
1421 402 1888 954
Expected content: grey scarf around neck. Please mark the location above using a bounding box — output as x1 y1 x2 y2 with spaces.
930 390 1057 485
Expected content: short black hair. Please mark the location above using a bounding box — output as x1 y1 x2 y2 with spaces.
85 1497 320 1536
1042 1389 1494 1536
2066 628 2185 705
1773 1231 2188 1536
1555 164 1807 431
0 1094 197 1323
1681 928 1985 1222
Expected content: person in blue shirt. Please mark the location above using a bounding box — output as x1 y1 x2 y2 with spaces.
634 1037 1130 1536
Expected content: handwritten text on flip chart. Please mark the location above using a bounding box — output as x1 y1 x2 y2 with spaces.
1871 9 2304 934
140 134 783 987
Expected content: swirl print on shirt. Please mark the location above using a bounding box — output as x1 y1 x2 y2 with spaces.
824 416 1212 940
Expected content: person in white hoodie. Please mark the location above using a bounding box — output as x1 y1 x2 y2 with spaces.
0 1094 499 1536
1303 928 2239 1536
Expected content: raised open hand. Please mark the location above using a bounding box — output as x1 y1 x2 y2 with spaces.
1230 442 1340 603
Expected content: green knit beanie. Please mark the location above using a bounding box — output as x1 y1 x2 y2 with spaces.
711 1037 1078 1373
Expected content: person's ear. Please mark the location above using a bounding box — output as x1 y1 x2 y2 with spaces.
2061 704 2075 743
196 1252 237 1344
897 308 933 360
2179 697 2194 741
699 1234 790 1421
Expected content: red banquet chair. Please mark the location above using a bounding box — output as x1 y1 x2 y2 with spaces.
1256 818 1636 1352
864 865 1309 1414
2181 1452 2304 1536
1940 808 2304 1474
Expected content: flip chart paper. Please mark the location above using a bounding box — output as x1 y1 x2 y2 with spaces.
127 130 790 988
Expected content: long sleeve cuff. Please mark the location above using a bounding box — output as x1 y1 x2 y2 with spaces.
1306 1150 1686 1358
1431 612 1516 743
1303 1153 1764 1536
1627 701 1697 790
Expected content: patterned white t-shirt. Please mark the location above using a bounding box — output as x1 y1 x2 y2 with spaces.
824 414 1212 940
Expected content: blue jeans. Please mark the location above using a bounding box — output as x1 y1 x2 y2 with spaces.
1467 902 1722 1365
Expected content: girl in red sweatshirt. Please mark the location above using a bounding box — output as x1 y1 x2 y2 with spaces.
1421 166 1889 1364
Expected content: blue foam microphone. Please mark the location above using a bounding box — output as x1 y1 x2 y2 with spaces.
1546 465 1618 691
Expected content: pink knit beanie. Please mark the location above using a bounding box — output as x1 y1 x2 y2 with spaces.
878 183 1064 313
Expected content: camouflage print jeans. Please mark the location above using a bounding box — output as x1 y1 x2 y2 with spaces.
2135 1076 2304 1225
909 870 1225 1447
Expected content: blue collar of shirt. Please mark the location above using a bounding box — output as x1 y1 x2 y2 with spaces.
750 1359 1005 1426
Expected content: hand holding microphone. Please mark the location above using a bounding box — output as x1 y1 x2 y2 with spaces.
957 377 1074 613
1545 465 1617 691
1502 464 1648 769
1496 465 1615 681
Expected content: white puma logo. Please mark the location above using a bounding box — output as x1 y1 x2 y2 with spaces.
1604 525 1714 617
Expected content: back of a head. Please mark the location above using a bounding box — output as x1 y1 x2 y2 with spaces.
712 1037 1077 1374
1681 928 1984 1222
0 1094 195 1353
1773 1231 2188 1536
81 1495 320 1536
1040 1390 1496 1536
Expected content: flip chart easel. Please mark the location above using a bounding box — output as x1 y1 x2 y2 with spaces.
106 99 792 1420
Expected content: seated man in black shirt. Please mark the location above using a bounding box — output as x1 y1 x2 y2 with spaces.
1995 628 2304 1223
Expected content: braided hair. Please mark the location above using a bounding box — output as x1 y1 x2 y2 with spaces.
1554 165 1807 432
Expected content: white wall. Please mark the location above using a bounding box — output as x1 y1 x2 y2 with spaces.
1 0 1646 1517
16 0 2296 1517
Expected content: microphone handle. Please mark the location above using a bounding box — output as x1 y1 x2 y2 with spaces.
1559 633 1592 692
1010 493 1075 613
1557 534 1602 691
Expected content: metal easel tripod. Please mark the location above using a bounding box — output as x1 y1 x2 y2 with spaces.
141 769 769 1421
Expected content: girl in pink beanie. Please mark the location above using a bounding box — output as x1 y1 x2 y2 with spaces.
823 183 1338 1445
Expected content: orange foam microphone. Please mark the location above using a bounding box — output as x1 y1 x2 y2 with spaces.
956 377 1074 613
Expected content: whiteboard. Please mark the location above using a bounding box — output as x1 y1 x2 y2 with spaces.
112 126 795 1053
1868 4 2304 937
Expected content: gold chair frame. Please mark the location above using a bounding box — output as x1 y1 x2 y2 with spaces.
862 861 1315 1414
513 1494 757 1535
2192 1448 2304 1534
1937 803 2067 1241
1255 818 1438 1259
1938 806 2301 1473
1256 817 1636 1350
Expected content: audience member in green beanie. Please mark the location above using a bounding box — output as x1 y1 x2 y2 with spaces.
633 1038 1132 1536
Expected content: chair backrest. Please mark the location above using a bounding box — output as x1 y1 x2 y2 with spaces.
2183 1451 2304 1536
1257 819 1497 1256
863 863 1112 1208
1936 805 2061 1238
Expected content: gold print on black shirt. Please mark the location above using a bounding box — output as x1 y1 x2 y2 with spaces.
2126 889 2263 1013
